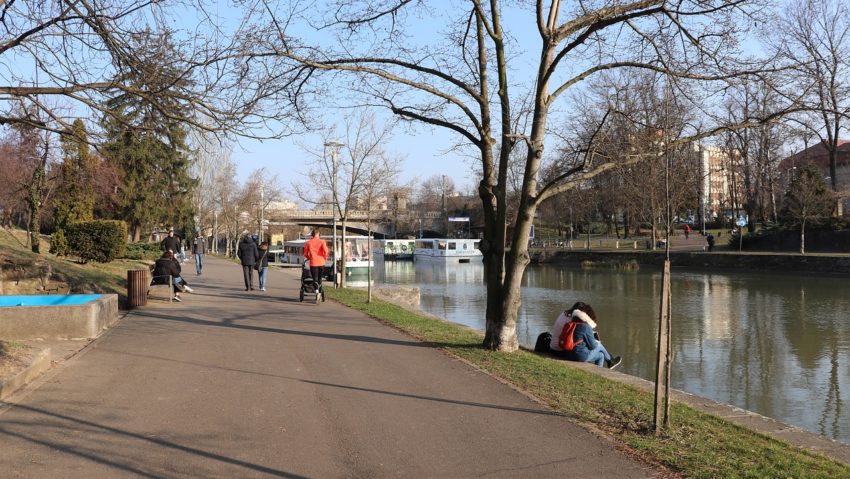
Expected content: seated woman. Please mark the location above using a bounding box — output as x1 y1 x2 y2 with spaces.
152 251 193 301
548 302 621 369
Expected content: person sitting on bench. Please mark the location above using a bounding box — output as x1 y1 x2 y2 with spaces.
152 251 193 301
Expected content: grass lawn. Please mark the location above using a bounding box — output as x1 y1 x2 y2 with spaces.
326 287 850 479
0 228 149 305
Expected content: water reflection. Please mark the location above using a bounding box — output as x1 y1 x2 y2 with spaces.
372 261 850 444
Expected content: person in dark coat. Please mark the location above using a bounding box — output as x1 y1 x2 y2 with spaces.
160 228 181 254
237 231 259 290
152 251 193 301
257 240 270 291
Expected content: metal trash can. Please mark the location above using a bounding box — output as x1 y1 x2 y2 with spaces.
127 269 148 309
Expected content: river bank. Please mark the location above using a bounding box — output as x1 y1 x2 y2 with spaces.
531 249 850 275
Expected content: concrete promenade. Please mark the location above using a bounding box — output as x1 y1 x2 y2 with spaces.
0 257 654 478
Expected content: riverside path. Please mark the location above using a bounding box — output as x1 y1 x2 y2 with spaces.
0 256 654 478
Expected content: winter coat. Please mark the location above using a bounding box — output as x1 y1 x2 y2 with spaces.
161 235 181 253
238 237 259 266
152 257 181 284
192 237 206 255
304 236 329 267
257 245 269 268
561 309 600 362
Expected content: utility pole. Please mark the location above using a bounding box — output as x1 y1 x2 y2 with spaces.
325 140 344 287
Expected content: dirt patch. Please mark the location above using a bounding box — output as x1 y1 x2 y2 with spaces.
0 341 35 380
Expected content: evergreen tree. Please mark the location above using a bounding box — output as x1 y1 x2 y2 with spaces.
101 31 197 241
55 119 96 230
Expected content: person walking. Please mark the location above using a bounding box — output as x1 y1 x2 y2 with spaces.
257 241 270 291
192 232 206 275
706 233 715 252
303 230 328 290
238 231 259 291
160 228 181 255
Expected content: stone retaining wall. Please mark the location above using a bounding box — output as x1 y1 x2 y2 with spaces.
534 250 850 275
0 294 119 340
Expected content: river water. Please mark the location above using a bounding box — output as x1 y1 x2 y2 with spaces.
366 259 850 445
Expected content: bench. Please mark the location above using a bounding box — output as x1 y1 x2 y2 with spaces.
147 264 174 303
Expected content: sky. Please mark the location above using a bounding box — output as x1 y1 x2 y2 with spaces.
231 121 482 197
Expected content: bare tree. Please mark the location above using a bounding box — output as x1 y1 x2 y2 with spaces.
773 0 850 212
781 163 835 253
247 0 781 351
294 110 395 286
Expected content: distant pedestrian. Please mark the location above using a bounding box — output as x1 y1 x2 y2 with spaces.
683 223 691 239
237 231 259 290
257 241 270 291
192 232 206 275
706 233 715 252
160 228 181 255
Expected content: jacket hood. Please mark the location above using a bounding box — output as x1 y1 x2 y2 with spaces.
572 309 597 329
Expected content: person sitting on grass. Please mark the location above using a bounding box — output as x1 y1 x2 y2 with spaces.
549 302 621 369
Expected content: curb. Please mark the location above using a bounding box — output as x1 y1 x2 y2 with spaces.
0 346 52 400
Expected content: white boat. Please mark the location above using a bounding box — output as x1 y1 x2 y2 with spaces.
281 236 374 273
373 239 415 260
413 238 483 263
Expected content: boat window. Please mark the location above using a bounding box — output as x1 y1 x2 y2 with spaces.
437 240 447 250
474 241 480 250
448 242 457 250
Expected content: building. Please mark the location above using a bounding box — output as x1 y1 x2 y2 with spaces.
778 139 850 214
692 144 744 222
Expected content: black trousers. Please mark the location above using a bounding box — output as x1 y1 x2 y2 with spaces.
242 265 254 289
310 266 323 287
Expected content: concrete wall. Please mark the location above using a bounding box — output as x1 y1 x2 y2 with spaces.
536 250 850 275
0 294 119 340
372 285 420 309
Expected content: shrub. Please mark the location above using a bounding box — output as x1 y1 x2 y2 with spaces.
123 241 163 260
49 228 69 256
66 220 127 263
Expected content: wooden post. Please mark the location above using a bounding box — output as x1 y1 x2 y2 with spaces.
653 259 671 433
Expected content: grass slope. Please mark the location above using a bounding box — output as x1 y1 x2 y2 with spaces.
327 287 850 479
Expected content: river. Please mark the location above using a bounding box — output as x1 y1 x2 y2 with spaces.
363 259 850 445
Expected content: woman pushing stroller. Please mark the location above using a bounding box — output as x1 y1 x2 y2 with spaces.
536 302 622 369
304 230 328 291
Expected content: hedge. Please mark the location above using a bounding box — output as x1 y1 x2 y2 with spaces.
66 220 127 263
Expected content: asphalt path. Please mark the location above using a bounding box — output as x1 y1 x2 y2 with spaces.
0 256 655 478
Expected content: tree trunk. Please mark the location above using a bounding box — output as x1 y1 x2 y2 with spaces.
27 160 46 254
800 220 806 254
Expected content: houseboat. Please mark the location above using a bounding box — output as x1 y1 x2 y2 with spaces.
413 238 483 263
281 235 374 274
373 239 415 260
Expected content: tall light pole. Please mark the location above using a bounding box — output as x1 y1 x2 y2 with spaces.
325 140 344 288
259 183 265 243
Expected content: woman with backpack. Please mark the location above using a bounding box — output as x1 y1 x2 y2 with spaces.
538 302 622 369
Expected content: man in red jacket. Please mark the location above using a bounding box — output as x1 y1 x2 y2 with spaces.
304 230 329 289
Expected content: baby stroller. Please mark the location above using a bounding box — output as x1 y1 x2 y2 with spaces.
300 261 325 304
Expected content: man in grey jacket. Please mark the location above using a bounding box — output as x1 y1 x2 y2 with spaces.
237 231 259 290
192 232 206 275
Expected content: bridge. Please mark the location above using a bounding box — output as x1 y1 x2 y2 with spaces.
268 209 444 237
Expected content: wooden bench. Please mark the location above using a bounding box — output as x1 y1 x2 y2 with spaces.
147 264 174 303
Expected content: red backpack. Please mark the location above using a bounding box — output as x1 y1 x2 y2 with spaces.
558 320 584 351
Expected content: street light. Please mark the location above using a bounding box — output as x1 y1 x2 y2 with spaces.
259 183 265 243
324 140 344 288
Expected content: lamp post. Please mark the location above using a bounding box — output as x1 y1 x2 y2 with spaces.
325 140 344 288
259 183 265 243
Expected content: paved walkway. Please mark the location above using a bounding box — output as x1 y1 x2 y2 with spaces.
0 256 655 478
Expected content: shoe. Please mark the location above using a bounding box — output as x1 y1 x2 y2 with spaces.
607 356 622 370
245 288 249 291
250 287 254 290
260 287 266 291
173 295 182 302
183 285 194 293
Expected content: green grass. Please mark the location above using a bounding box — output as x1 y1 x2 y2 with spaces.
326 287 850 479
0 228 149 305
